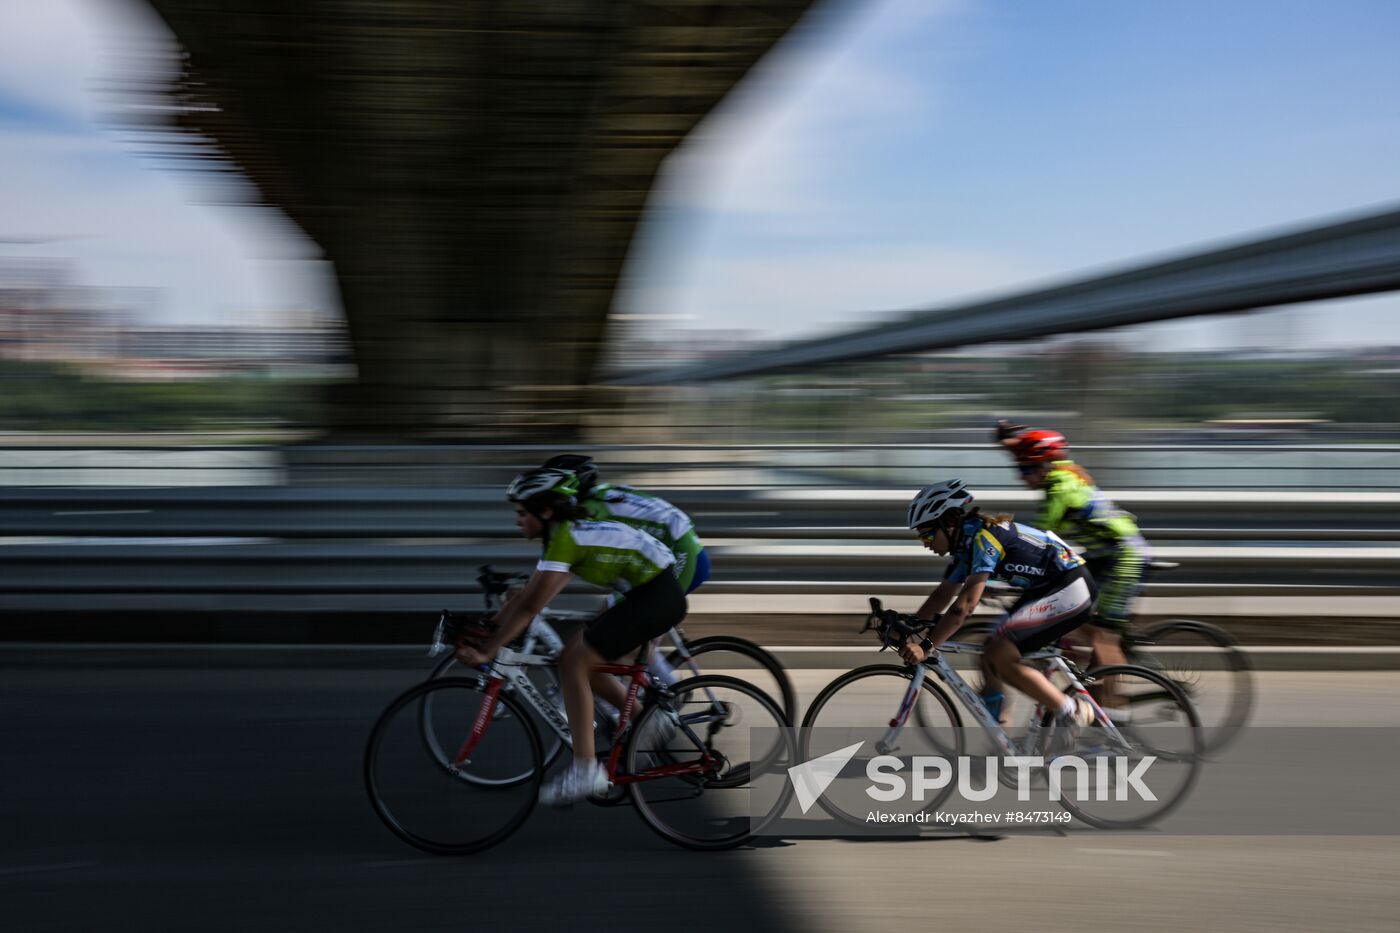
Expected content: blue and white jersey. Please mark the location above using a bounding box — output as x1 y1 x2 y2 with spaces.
943 517 1085 592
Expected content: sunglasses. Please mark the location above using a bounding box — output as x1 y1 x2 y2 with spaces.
917 527 944 543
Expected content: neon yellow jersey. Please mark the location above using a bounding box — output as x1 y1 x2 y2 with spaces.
1036 463 1142 557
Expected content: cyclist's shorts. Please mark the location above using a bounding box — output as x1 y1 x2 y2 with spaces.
584 570 687 661
685 548 711 595
1084 538 1150 631
994 568 1098 654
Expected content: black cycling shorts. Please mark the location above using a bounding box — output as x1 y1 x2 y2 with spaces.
583 570 688 661
993 568 1099 654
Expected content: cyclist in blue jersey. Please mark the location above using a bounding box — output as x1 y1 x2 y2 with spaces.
455 467 686 805
897 479 1098 727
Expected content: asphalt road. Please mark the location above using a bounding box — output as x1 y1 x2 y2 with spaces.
3 656 1399 932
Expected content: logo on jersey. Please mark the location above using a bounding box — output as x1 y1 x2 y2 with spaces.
1004 563 1045 576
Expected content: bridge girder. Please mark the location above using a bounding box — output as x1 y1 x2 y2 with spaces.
144 0 818 438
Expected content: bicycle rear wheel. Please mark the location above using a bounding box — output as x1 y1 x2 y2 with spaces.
1052 664 1203 830
1132 619 1253 753
626 675 795 850
664 635 797 725
365 677 542 855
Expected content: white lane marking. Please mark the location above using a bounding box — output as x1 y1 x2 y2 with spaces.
0 861 97 877
1075 848 1174 857
52 509 154 516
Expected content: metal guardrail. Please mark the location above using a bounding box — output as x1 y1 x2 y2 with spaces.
6 442 1400 490
3 484 1399 615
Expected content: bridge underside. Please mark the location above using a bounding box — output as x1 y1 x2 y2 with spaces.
144 0 816 439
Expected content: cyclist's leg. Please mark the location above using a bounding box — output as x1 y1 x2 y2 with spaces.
558 634 606 763
985 570 1098 717
648 548 710 685
579 573 689 751
590 669 630 710
978 612 1010 724
1087 540 1149 668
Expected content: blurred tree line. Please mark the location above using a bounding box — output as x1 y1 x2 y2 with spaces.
721 348 1400 441
3 348 1398 439
0 360 324 433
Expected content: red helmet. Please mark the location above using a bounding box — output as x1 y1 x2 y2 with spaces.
1007 429 1068 464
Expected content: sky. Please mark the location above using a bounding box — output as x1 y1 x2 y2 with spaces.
0 0 332 327
0 0 1398 347
620 0 1400 348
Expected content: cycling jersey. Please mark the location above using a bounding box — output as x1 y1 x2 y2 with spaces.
1035 463 1142 559
943 516 1085 593
537 519 674 593
582 483 706 592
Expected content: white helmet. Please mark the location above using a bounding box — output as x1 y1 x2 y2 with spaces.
506 468 579 504
907 479 974 530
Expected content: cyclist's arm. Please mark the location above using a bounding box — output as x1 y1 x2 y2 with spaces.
914 579 960 620
1036 473 1075 529
1036 482 1070 531
480 569 571 655
670 529 704 592
923 572 989 649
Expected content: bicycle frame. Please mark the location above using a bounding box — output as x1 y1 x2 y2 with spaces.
878 641 1129 758
449 644 714 785
477 567 698 675
453 604 696 681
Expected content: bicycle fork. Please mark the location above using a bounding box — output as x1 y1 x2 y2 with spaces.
450 676 504 770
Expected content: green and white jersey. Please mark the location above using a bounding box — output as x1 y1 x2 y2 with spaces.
581 483 706 590
537 519 675 593
582 483 695 550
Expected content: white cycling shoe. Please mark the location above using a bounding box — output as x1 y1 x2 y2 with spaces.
1059 695 1097 727
539 759 610 807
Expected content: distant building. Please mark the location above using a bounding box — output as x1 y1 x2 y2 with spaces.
0 258 349 378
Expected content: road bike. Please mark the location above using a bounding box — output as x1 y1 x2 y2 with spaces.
430 566 796 721
798 600 1203 830
365 617 795 854
960 561 1253 753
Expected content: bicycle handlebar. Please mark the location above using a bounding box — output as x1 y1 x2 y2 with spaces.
862 597 931 652
478 564 529 597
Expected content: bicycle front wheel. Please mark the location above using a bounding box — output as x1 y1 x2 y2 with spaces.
800 664 964 826
664 635 797 725
365 677 542 855
1133 619 1253 753
627 675 795 851
427 653 566 782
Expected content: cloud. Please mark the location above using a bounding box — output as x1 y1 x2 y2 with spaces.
660 0 959 224
0 1 328 326
0 0 159 125
627 0 1001 336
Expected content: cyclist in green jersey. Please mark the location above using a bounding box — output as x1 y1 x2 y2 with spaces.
542 454 710 594
996 421 1152 672
455 467 686 805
